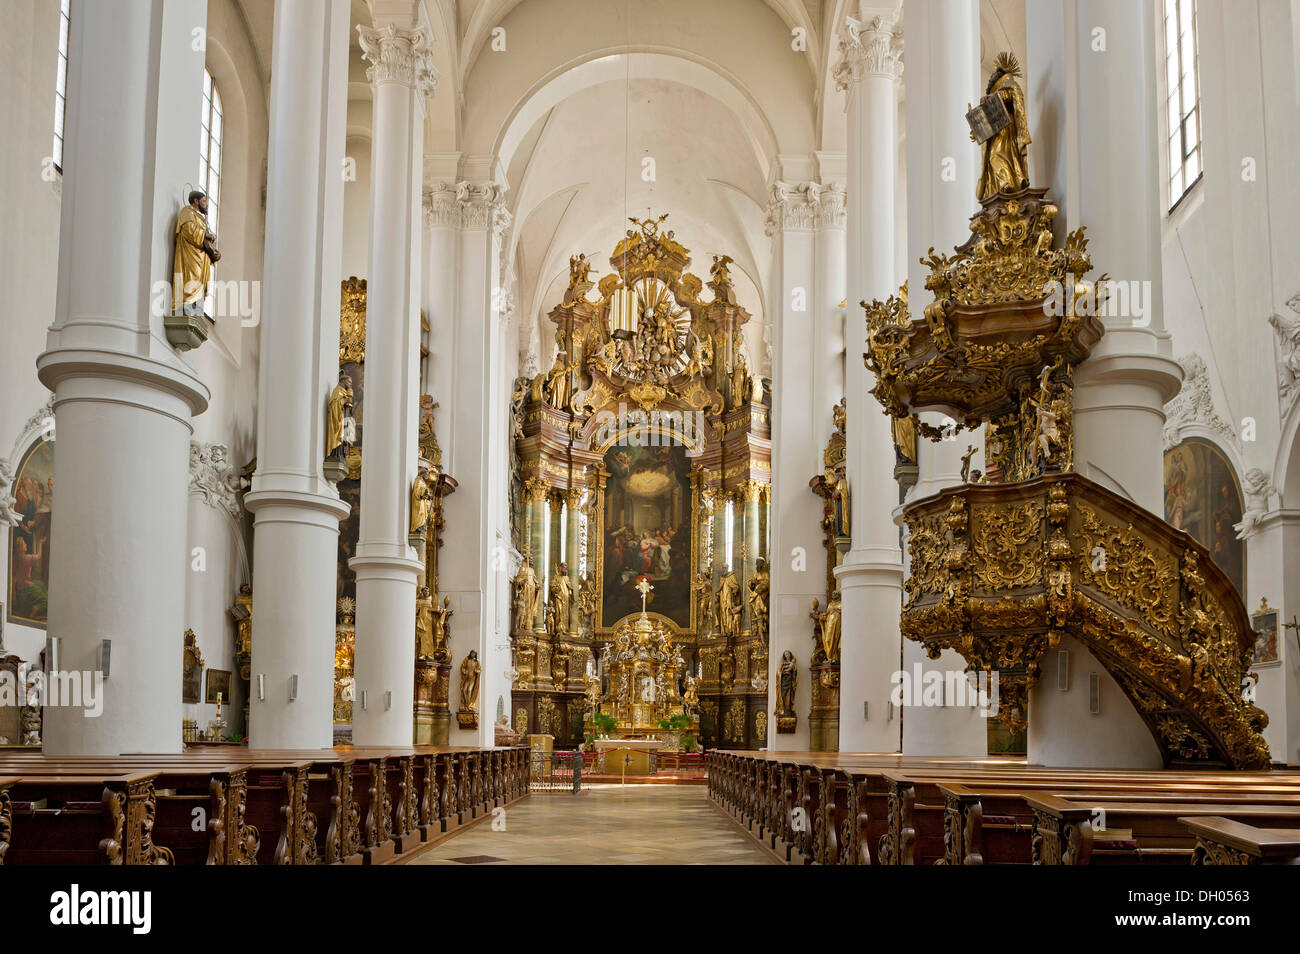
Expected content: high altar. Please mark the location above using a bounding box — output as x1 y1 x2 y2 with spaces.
509 215 772 750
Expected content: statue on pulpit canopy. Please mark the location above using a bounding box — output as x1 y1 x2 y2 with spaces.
970 52 1031 201
549 562 573 634
513 555 540 632
717 570 742 640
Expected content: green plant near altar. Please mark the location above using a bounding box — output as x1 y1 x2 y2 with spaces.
589 711 618 738
656 713 690 731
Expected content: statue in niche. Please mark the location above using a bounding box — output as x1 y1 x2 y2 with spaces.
970 52 1031 201
548 562 572 635
577 574 597 634
776 650 798 720
820 591 842 665
692 571 715 635
730 352 752 409
717 569 742 640
326 370 354 460
747 558 770 644
410 469 433 534
459 651 481 716
513 555 540 632
172 190 221 316
415 586 435 659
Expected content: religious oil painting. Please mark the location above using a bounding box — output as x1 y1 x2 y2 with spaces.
1163 438 1245 598
1251 601 1279 666
206 668 232 705
7 438 53 628
600 442 693 630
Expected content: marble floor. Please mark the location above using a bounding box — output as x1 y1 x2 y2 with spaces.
406 784 773 865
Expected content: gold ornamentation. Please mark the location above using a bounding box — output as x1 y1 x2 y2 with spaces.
340 278 366 364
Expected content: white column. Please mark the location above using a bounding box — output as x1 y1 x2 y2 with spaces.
897 0 989 757
244 0 351 749
439 181 510 746
350 19 435 746
813 182 848 458
832 10 906 753
1024 0 1181 767
36 0 209 755
766 183 820 751
1027 0 1182 513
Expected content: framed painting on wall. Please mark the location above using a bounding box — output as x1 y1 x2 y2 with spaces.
7 438 54 628
206 668 232 704
1251 598 1280 666
1163 438 1245 598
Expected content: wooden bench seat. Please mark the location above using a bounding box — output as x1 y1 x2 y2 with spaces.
1180 816 1300 865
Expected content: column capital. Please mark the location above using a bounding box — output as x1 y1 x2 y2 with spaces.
357 23 439 97
763 181 847 236
833 14 903 92
424 180 512 238
422 182 460 229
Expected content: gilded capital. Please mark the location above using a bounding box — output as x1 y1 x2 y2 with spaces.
357 24 439 98
833 14 903 92
524 476 551 503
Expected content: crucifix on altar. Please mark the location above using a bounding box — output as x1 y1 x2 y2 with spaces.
636 576 653 615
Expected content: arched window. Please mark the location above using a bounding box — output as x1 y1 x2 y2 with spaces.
1163 0 1202 210
51 0 70 173
198 69 223 318
199 68 223 229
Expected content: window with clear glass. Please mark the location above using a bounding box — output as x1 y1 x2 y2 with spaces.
1164 0 1202 209
52 0 70 173
199 69 223 317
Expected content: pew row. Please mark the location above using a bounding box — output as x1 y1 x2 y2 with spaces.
0 745 527 865
708 750 1300 866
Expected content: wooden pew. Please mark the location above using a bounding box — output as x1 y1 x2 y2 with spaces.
4 772 173 865
1181 816 1300 865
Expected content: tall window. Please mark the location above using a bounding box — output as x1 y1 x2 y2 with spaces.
52 0 70 173
1164 0 1202 209
199 69 223 229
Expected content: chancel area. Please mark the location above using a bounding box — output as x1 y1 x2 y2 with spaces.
0 0 1299 874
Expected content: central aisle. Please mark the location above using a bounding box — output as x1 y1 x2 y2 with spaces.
407 784 772 865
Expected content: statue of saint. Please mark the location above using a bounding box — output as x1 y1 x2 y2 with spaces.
717 570 742 640
892 414 917 465
410 470 433 534
719 648 735 687
777 650 798 718
172 190 221 315
577 574 597 634
327 370 354 459
972 52 1031 201
692 571 715 634
747 559 770 644
415 586 435 658
513 555 540 632
809 598 825 664
432 596 453 661
459 650 481 714
549 562 573 634
584 673 602 716
820 590 842 664
681 673 699 716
